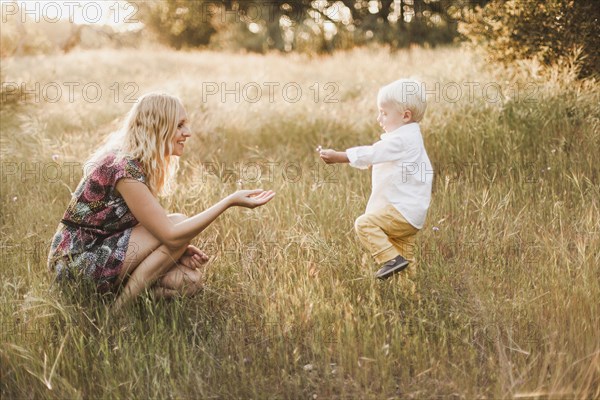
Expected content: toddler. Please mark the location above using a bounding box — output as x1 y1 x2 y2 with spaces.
319 78 433 279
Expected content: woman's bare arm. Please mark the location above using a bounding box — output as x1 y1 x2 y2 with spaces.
116 179 275 249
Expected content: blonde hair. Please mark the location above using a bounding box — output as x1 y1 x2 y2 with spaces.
377 78 427 122
86 92 183 196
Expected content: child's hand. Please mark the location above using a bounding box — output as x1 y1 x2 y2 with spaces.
319 149 344 164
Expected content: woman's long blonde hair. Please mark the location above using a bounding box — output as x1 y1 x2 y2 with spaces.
86 92 182 196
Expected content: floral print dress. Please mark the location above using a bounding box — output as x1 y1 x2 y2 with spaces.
47 152 147 293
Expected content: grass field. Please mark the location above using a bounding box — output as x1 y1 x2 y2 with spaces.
1 46 599 399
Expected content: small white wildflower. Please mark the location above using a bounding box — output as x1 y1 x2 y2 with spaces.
52 154 60 162
316 145 322 152
432 226 440 232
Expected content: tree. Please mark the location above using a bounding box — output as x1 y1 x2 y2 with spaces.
134 0 493 53
134 0 216 49
459 0 600 77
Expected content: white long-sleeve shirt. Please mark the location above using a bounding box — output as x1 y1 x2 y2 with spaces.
346 122 434 229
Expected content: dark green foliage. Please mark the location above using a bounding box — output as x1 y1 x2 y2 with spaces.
134 0 217 49
134 0 492 53
460 0 600 77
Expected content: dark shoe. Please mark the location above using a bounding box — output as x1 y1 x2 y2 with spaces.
375 255 409 280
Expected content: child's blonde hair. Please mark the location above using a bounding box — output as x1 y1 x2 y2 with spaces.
377 78 427 122
86 92 182 196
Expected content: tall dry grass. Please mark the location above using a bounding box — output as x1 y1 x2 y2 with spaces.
1 46 598 399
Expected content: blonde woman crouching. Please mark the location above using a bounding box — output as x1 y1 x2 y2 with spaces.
47 93 275 312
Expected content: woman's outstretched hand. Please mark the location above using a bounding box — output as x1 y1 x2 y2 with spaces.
227 189 276 208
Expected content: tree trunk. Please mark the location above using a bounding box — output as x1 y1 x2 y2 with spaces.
266 3 284 51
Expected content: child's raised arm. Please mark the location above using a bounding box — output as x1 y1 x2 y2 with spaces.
319 148 349 164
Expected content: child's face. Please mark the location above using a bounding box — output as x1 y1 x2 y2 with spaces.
170 103 191 156
377 101 409 133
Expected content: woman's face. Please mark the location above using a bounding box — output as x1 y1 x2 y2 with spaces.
170 103 190 157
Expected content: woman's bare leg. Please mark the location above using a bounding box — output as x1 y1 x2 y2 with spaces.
112 243 189 311
111 214 204 311
151 287 179 299
154 264 203 297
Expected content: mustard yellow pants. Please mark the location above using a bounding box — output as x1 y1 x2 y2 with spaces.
354 205 419 265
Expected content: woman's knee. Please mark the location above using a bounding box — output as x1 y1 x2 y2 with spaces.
130 214 188 251
123 214 190 274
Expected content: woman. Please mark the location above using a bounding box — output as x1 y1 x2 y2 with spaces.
47 93 275 312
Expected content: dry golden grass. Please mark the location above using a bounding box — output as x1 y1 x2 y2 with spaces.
1 46 599 399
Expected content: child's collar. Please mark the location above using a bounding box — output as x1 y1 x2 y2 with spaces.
380 122 419 139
